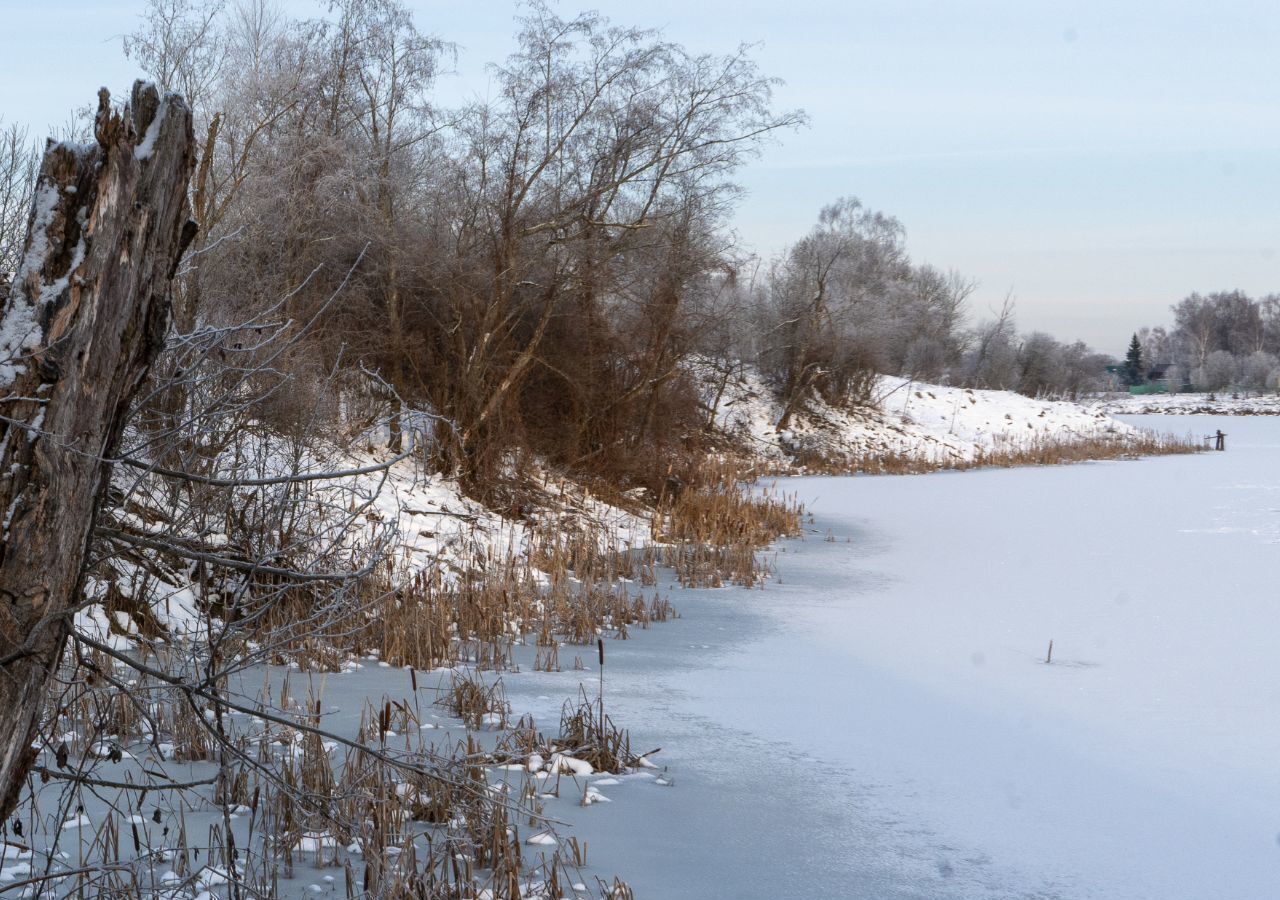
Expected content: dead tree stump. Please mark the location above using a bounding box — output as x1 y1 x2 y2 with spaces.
0 82 195 819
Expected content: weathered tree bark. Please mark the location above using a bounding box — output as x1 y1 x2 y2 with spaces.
0 82 195 820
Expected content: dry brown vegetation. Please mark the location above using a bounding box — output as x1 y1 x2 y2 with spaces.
781 428 1203 476
161 454 803 676
652 459 803 587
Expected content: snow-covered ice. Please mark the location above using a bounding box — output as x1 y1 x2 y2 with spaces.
521 414 1280 898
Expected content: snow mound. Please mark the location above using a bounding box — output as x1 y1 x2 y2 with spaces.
701 363 1136 469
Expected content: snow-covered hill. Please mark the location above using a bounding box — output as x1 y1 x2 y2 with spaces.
705 366 1136 469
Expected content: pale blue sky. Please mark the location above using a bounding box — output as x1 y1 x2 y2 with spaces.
5 0 1279 353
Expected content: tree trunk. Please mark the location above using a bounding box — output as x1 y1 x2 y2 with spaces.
0 82 195 820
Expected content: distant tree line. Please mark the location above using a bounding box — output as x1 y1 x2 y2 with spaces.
1131 291 1280 393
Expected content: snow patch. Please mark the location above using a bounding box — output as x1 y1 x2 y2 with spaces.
134 94 169 161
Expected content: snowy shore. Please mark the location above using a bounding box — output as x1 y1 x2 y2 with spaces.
707 369 1137 468
1092 391 1280 415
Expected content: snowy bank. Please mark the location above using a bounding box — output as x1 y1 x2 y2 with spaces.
1092 391 1280 416
703 365 1137 469
81 431 654 646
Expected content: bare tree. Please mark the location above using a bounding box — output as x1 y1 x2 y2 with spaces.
962 291 1019 389
328 0 449 451
413 2 802 483
123 0 228 115
761 197 908 430
1172 292 1221 371
0 121 37 278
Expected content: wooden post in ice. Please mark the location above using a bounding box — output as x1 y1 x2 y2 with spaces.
0 82 195 820
598 637 606 745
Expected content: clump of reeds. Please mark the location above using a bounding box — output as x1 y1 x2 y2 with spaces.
652 457 803 588
152 686 213 762
599 876 638 899
551 689 653 775
435 669 510 731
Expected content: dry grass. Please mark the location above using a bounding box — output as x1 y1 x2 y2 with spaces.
651 458 804 588
552 689 652 775
783 428 1203 476
359 551 679 675
95 447 807 682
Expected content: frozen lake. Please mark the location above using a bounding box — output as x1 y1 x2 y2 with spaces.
507 414 1280 898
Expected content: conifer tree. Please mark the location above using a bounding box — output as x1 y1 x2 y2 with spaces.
1124 333 1144 385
